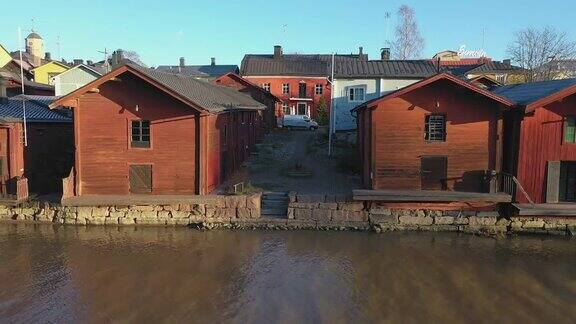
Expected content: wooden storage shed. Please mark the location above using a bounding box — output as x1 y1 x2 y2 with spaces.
51 63 267 196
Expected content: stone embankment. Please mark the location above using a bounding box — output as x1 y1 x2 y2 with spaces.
1 193 575 236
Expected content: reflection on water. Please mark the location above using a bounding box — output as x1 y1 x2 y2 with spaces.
0 224 575 323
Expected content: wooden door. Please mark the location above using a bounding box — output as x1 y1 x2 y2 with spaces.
421 156 447 190
129 165 152 194
0 129 9 197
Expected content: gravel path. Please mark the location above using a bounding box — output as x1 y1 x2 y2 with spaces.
246 129 360 195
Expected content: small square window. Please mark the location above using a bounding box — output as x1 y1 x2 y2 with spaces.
282 83 290 94
425 115 446 142
349 87 365 102
131 120 151 148
282 102 291 115
315 84 323 95
262 83 271 92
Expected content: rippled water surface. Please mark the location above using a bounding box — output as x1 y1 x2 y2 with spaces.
0 224 575 323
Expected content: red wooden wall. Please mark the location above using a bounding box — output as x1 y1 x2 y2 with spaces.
75 73 199 195
361 80 505 192
515 94 576 203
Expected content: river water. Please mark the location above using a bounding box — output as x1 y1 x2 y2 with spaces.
0 223 575 323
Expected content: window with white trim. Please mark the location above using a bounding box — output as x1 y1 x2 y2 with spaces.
282 83 290 94
348 87 365 102
425 114 446 142
315 84 323 95
282 102 291 115
261 83 271 92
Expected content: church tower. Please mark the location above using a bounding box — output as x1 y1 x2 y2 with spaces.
25 31 45 66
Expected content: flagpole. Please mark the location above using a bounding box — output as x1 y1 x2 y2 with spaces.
328 52 335 157
17 27 28 147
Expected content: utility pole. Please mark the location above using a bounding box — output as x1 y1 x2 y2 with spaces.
328 53 335 157
17 27 28 147
98 48 109 72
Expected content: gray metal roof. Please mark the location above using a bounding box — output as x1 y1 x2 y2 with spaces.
491 78 576 105
241 54 362 77
0 95 71 122
156 65 239 78
446 61 524 76
128 63 265 113
334 59 438 78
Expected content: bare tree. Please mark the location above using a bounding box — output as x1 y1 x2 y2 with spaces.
507 26 576 81
387 5 425 59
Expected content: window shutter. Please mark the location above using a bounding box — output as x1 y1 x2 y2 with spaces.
564 117 575 143
546 161 561 203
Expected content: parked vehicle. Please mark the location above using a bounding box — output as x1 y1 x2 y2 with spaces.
282 115 319 130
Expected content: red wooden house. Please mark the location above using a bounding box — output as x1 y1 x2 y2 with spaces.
241 46 358 121
213 72 281 135
353 73 514 203
493 79 576 211
51 63 267 196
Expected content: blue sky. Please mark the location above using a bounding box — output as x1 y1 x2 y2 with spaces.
1 0 575 66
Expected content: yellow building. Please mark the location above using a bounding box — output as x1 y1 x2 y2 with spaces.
30 61 69 85
0 44 12 68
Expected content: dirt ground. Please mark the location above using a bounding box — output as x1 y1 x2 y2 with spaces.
242 127 361 195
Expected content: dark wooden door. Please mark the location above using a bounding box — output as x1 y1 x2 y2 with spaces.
421 156 447 190
129 165 152 194
299 83 306 98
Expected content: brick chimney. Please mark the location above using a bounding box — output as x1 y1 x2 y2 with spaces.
211 57 216 66
45 52 51 61
503 59 511 67
73 59 83 66
359 47 368 60
180 57 185 68
381 48 390 60
274 45 283 59
0 80 7 100
87 60 93 65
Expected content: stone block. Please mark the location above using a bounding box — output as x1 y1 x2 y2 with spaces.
163 204 180 211
225 195 247 208
369 213 398 224
348 211 367 222
477 211 500 217
428 224 459 232
469 216 497 226
287 208 295 219
105 217 119 225
92 207 110 217
192 204 206 216
139 211 158 220
132 205 155 211
399 216 433 226
312 208 332 221
522 219 545 229
171 211 190 219
246 194 261 209
544 222 567 231
434 216 454 225
110 211 126 219
77 207 92 219
318 202 338 210
331 210 348 221
157 211 171 221
510 220 523 229
291 202 318 209
443 210 463 217
237 207 251 219
119 217 136 225
294 208 313 220
425 210 443 218
89 217 107 225
337 202 364 211
205 207 216 218
496 218 511 227
20 208 36 216
369 208 391 216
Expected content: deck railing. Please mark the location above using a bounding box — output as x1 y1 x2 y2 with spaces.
498 172 535 206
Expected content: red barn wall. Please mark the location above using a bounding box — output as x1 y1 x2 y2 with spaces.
75 73 199 195
515 94 576 203
366 80 502 192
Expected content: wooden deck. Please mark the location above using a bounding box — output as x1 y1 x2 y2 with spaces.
61 194 223 207
353 189 512 202
513 203 576 216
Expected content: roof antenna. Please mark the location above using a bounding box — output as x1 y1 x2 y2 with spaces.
384 12 391 44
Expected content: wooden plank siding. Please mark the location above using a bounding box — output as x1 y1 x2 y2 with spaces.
514 94 576 203
361 79 506 192
76 74 199 195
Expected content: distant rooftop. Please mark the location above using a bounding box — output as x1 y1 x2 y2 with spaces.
0 95 71 122
491 78 576 105
157 57 238 78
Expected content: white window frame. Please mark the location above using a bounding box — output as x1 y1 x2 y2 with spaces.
282 83 290 94
282 102 291 115
348 87 366 102
262 83 271 92
315 84 323 95
297 102 309 117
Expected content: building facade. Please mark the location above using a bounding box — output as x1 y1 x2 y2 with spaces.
51 64 103 96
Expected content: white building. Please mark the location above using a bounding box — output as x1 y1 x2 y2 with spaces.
51 64 103 96
332 50 437 131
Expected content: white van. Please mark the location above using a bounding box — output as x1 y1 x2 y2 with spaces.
282 115 319 130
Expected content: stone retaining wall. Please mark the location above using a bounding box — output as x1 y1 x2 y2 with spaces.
509 217 576 236
0 194 261 226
